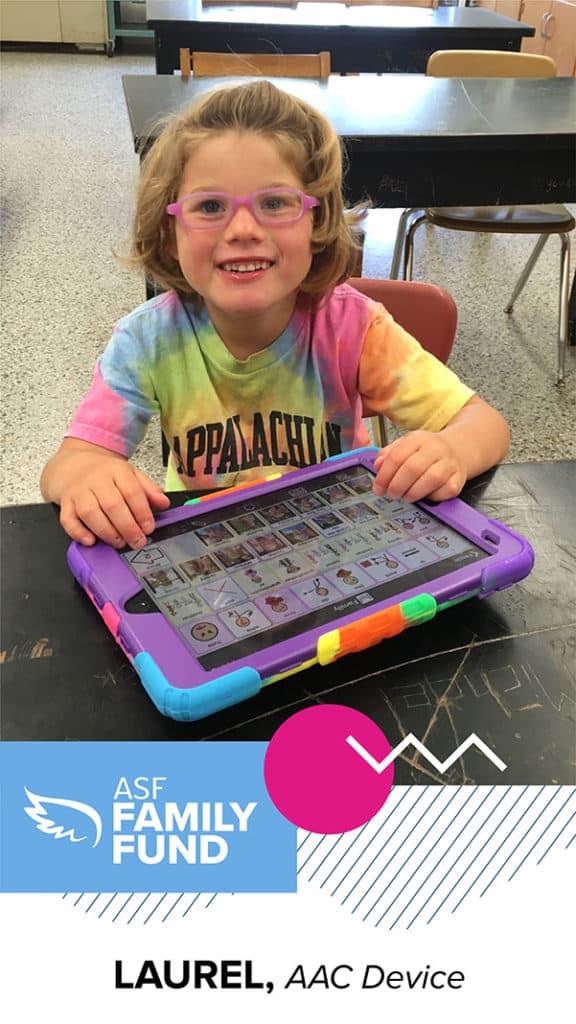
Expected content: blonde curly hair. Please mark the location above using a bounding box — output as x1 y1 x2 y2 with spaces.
128 79 367 300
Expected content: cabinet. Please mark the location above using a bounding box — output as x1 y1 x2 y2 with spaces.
521 0 576 74
1 1 62 41
472 0 575 74
474 1 522 13
476 0 523 15
0 0 108 46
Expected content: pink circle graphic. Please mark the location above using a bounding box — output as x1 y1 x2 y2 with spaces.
264 704 394 833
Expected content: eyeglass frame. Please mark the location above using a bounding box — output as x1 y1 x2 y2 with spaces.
165 188 320 230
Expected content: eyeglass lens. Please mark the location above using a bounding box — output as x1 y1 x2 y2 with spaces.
180 190 305 226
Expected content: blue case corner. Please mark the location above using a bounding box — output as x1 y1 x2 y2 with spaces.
133 652 262 721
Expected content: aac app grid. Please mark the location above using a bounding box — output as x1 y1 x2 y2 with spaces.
122 466 482 667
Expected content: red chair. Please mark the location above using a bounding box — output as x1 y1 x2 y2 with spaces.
348 277 458 447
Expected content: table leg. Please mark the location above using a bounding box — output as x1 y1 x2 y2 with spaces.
565 272 569 348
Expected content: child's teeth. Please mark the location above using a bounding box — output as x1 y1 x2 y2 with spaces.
223 262 270 272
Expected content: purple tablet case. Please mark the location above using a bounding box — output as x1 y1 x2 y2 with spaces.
67 448 534 721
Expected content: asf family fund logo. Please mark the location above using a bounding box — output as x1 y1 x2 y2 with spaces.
2 746 294 894
22 777 257 866
24 787 103 847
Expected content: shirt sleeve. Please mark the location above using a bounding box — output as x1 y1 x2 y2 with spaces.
65 320 160 458
358 303 474 432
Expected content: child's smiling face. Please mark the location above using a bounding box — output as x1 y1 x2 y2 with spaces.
172 131 315 353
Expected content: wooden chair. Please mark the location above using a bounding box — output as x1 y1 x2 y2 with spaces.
389 50 574 385
202 1 295 5
201 1 437 5
180 49 331 79
426 50 557 78
348 278 458 446
343 1 438 6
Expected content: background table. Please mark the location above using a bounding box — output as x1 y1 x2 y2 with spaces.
147 1 534 75
2 462 575 786
122 73 576 208
123 72 576 338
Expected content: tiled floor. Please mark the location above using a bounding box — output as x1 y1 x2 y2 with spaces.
1 51 574 506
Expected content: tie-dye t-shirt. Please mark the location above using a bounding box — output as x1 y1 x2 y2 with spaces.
66 284 474 492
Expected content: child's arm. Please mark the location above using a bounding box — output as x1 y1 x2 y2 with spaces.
40 438 170 549
372 396 510 501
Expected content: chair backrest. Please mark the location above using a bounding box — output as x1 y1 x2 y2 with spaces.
202 1 295 5
180 49 331 79
427 50 557 78
202 1 438 4
343 1 438 6
348 278 457 364
347 278 458 446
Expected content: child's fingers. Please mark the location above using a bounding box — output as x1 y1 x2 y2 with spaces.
135 470 171 513
373 437 405 473
96 488 151 549
373 435 421 484
377 450 452 500
113 472 162 538
376 453 464 502
373 441 424 496
59 503 98 547
60 497 124 548
426 472 464 502
68 484 144 549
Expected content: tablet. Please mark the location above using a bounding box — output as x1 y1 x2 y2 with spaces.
67 448 534 721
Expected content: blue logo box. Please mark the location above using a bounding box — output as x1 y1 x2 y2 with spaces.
0 742 296 893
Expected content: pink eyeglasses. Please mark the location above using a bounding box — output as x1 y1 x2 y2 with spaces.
166 188 320 230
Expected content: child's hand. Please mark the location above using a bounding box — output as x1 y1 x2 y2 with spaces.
59 459 171 549
373 431 467 503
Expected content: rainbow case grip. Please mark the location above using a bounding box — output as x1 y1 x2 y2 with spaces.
66 450 535 721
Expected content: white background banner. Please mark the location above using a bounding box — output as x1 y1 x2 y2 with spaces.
1 792 573 1022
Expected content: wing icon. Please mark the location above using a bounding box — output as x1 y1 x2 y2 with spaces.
23 787 103 847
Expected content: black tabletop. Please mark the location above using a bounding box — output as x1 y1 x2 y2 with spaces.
2 462 575 786
123 73 576 147
122 73 576 207
147 1 534 34
146 2 533 74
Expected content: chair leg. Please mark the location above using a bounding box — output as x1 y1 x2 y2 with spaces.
403 211 429 282
390 208 424 280
504 234 549 313
374 414 388 448
556 232 571 387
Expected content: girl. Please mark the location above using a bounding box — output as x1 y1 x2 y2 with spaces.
40 80 509 550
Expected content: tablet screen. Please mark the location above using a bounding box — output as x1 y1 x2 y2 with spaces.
121 466 488 670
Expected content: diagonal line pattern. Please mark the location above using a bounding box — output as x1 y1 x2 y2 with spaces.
162 893 184 922
342 789 427 906
62 789 575 931
298 786 576 931
325 788 413 896
507 788 576 881
297 833 328 874
143 893 168 924
427 786 527 923
539 806 576 864
373 787 462 926
358 789 445 919
454 786 548 908
61 890 226 922
406 787 495 930
390 786 478 931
